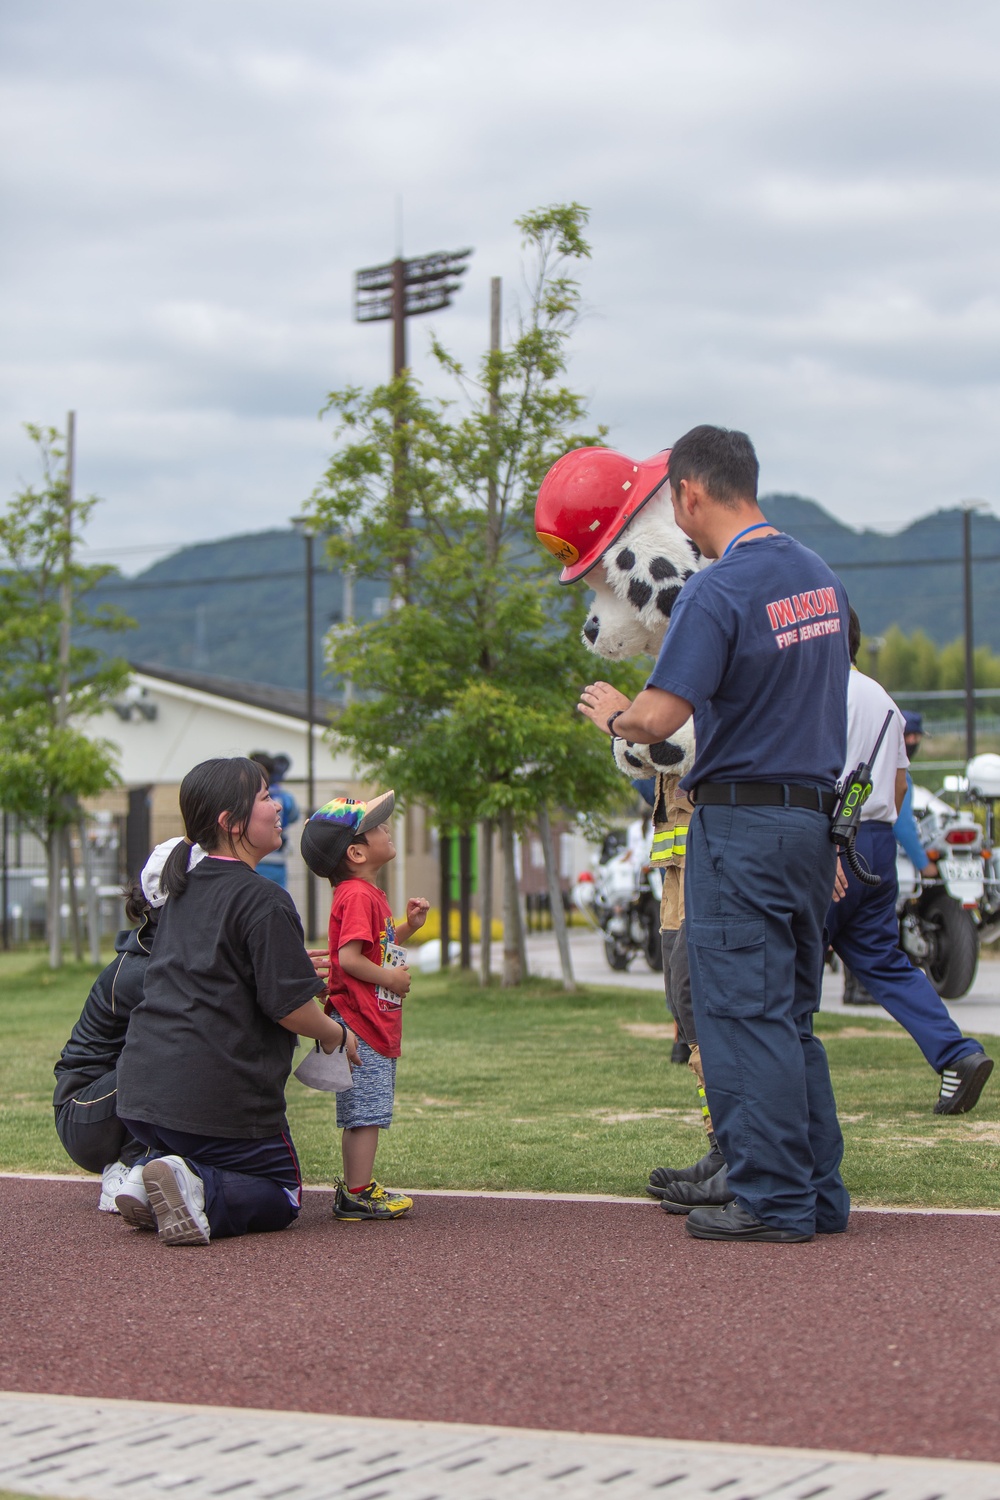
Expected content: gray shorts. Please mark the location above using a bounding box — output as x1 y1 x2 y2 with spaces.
334 1032 396 1130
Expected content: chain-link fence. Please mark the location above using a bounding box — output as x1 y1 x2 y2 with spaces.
1 811 129 951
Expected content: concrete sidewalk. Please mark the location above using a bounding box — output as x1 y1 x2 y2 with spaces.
3 1391 1000 1500
515 927 1000 1036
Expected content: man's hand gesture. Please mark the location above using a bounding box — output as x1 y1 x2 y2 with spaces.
578 681 632 734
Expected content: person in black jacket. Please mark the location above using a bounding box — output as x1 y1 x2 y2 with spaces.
52 886 157 1210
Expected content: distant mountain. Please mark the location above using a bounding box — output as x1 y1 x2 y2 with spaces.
761 496 1000 649
88 500 1000 693
91 529 390 696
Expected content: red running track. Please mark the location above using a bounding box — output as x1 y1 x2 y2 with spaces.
2 1177 998 1464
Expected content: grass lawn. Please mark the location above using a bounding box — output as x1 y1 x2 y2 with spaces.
2 947 999 1209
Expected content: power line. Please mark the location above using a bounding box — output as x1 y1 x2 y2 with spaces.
828 554 1000 571
86 553 1000 592
96 567 351 592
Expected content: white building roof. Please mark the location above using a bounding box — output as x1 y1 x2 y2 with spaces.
87 666 355 786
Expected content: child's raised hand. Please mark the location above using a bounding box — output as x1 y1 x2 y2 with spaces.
405 897 430 930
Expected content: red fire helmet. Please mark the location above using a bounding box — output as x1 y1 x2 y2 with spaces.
534 446 672 584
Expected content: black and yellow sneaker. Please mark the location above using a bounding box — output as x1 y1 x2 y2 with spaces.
331 1179 413 1220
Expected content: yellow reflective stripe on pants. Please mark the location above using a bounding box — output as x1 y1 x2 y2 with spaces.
650 827 689 862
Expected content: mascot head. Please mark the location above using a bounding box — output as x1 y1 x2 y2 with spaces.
535 446 703 660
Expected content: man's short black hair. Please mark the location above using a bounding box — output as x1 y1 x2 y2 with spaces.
847 607 861 665
668 425 759 509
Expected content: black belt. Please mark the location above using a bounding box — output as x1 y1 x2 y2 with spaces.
692 781 836 814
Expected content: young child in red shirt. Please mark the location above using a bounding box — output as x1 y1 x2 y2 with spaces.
300 790 429 1220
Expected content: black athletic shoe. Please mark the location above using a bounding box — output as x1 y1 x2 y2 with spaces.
647 1145 725 1197
658 1166 735 1216
934 1051 994 1115
670 1040 692 1065
685 1200 813 1243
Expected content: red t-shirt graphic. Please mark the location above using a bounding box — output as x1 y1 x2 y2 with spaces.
325 879 401 1058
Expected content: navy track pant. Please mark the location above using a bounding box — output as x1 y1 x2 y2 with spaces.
824 821 981 1074
120 1118 302 1239
686 803 849 1237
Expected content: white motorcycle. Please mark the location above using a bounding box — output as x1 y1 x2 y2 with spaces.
963 753 1000 948
572 833 663 974
895 783 983 1000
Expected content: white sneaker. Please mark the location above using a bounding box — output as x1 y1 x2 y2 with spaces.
98 1160 130 1213
141 1155 211 1246
115 1162 156 1230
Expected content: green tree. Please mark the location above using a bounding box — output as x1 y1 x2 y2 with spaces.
307 204 638 986
938 638 1000 691
0 423 132 967
861 625 1000 691
865 625 942 691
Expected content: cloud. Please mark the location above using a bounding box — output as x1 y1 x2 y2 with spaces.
1 0 999 565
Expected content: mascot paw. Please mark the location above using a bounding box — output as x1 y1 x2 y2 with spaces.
612 722 695 780
649 739 686 768
655 719 696 778
612 737 658 776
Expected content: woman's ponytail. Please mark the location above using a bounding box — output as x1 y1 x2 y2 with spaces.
160 838 194 899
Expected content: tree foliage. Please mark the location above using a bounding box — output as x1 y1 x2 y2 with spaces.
860 624 1000 692
0 423 131 837
307 204 638 830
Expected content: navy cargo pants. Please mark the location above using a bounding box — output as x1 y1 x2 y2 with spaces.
825 821 982 1073
686 803 849 1236
120 1118 302 1238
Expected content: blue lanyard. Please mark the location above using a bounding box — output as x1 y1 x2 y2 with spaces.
722 522 774 557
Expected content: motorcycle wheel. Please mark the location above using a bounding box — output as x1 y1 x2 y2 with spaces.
917 892 980 1000
604 936 632 971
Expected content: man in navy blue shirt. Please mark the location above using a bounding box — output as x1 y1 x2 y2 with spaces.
579 425 850 1243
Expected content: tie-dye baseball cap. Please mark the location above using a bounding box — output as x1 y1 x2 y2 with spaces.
300 790 395 878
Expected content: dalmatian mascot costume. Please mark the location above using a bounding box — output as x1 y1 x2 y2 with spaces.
535 447 731 1211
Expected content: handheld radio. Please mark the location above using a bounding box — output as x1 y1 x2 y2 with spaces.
829 710 895 887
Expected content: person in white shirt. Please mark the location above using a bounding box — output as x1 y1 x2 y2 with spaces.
825 611 993 1114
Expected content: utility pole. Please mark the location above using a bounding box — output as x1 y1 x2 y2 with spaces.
304 525 317 941
292 516 318 942
57 411 74 730
479 276 502 986
962 505 978 761
48 412 77 967
486 276 502 562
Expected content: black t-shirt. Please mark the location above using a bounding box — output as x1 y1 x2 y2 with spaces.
52 916 156 1108
116 858 324 1139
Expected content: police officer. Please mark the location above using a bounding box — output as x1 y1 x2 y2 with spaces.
827 612 993 1112
579 425 850 1243
894 712 939 880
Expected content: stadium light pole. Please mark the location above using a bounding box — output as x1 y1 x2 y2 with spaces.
352 244 473 945
354 245 473 379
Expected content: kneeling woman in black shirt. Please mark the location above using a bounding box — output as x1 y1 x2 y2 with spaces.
116 757 359 1246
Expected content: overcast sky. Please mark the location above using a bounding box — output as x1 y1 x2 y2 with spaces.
2 1 998 571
